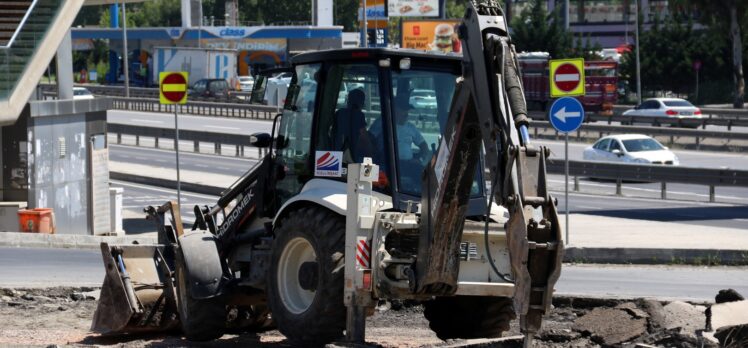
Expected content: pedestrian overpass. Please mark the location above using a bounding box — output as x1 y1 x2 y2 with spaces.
0 0 146 125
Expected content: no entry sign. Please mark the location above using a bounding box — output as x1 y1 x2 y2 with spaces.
550 58 585 97
159 72 189 104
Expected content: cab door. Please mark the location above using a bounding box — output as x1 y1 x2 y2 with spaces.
272 63 321 206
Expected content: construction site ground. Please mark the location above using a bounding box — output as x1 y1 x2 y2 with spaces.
0 287 719 348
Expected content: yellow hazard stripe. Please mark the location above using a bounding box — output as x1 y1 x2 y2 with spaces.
162 84 186 92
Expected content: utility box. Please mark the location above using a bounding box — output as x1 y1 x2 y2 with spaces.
1 98 111 235
0 201 27 232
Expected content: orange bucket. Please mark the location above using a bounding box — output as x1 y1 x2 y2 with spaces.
18 209 54 234
33 208 55 234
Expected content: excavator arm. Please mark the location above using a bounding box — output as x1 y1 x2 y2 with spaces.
418 0 563 343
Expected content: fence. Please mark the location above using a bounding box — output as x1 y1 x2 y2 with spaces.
546 159 748 202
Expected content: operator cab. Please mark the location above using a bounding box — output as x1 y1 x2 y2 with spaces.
272 48 485 214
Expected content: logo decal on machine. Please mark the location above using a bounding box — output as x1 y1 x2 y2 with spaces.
356 237 371 269
314 151 343 177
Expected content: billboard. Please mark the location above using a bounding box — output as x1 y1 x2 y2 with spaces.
401 20 462 53
389 0 439 17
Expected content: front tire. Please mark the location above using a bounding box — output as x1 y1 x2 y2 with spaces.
424 296 516 340
175 249 227 341
267 206 346 345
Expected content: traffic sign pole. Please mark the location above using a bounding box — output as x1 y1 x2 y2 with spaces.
159 71 189 208
565 133 569 245
548 97 585 245
175 107 181 207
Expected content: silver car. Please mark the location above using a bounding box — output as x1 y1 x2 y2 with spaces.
622 98 704 127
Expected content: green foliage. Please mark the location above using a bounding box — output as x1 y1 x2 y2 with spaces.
620 12 734 103
509 0 591 59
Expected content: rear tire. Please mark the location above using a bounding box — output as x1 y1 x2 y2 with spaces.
267 206 346 345
424 296 515 340
175 250 226 341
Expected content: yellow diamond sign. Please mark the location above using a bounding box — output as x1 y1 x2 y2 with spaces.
550 58 585 97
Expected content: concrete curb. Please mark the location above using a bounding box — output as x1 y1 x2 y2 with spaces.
564 247 748 265
110 171 224 196
0 232 156 250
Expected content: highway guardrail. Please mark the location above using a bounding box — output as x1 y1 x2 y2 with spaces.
111 98 279 120
528 120 748 147
108 123 748 203
546 159 748 202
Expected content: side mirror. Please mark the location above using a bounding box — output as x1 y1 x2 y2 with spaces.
249 132 272 148
611 149 623 156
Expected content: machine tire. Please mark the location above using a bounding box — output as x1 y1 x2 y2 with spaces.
175 250 226 341
267 206 346 345
424 296 515 340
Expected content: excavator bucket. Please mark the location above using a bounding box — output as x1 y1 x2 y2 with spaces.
91 243 179 334
92 201 184 335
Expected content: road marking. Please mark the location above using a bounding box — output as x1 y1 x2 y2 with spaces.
111 180 219 200
575 205 602 210
130 118 165 124
205 125 240 131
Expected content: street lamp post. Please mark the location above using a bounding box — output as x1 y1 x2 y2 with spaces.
121 0 130 98
635 0 642 104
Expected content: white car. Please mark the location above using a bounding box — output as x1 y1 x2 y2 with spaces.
409 89 437 110
237 76 254 92
583 134 679 165
72 87 94 100
622 98 703 126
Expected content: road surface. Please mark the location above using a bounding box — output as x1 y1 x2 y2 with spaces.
1 247 745 302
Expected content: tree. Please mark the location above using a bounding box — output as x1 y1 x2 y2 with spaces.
670 0 746 108
509 0 574 58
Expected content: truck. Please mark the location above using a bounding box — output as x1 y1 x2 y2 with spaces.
92 1 563 346
152 47 237 88
518 52 619 115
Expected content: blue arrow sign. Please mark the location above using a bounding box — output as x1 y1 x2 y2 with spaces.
549 97 585 133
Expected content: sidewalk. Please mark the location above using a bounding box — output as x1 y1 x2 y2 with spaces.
2 162 745 265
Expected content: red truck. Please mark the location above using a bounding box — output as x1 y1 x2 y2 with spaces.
517 52 618 115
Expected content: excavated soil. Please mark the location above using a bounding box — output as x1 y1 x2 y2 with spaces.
0 287 718 347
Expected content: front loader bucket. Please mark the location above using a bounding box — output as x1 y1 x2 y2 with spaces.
91 242 179 335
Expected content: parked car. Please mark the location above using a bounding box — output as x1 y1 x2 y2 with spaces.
72 87 94 100
237 75 254 92
409 89 437 110
583 134 679 165
622 98 703 127
189 79 231 100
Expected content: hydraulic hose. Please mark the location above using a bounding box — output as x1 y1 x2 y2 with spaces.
484 165 514 284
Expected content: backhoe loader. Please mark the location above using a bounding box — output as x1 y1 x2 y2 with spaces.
92 1 563 345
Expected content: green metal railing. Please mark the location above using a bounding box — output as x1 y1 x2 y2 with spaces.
0 0 64 99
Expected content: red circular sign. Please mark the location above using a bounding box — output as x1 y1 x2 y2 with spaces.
554 63 581 92
161 73 187 103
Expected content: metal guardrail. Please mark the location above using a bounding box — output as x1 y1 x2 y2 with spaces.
546 159 748 202
529 120 748 147
109 122 747 203
111 98 279 120
108 123 269 158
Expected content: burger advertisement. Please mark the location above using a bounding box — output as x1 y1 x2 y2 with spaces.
401 20 462 54
389 0 439 17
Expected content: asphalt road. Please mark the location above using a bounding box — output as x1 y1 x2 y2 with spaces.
1 247 745 302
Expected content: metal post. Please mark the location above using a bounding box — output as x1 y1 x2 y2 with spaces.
175 109 182 206
660 182 666 199
564 0 570 30
564 133 569 245
634 0 641 104
709 185 715 203
198 0 202 47
362 0 368 48
121 0 130 98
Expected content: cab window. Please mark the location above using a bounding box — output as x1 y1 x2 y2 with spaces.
274 64 320 203
315 63 387 190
